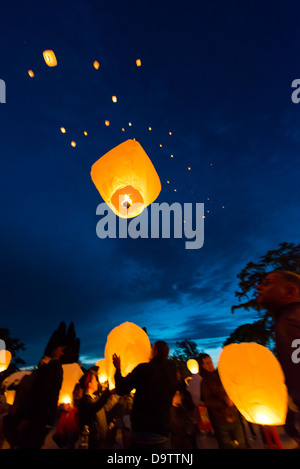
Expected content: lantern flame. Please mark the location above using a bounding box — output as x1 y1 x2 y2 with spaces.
121 194 132 209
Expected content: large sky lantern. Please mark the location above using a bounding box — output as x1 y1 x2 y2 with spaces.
104 322 152 389
187 358 199 374
90 139 161 219
0 349 12 373
218 342 288 426
59 363 84 405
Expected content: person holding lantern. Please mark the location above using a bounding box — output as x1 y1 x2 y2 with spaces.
112 340 177 449
77 368 113 449
199 353 247 449
256 270 300 443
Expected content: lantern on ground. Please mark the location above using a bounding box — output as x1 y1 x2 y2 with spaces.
59 363 84 405
187 359 199 374
91 139 161 218
218 342 288 426
104 322 152 389
43 50 57 67
0 350 11 373
95 359 108 384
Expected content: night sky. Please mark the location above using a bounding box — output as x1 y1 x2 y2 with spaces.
1 0 300 368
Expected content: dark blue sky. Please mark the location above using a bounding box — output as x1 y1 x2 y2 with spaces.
1 0 300 367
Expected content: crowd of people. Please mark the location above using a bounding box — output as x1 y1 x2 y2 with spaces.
0 269 299 450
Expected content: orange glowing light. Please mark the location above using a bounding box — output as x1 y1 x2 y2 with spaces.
91 139 161 218
43 50 57 67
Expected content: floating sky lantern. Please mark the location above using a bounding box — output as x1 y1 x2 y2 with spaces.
84 131 88 136
71 141 76 147
43 50 57 67
93 60 100 69
59 363 83 405
60 127 66 133
28 70 34 77
91 139 161 218
218 342 288 426
0 349 11 373
105 120 110 126
104 322 152 389
136 59 142 67
187 359 199 374
112 96 117 103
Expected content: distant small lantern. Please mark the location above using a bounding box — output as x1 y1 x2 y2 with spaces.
187 359 199 374
136 59 142 67
105 120 110 126
112 96 117 103
84 131 88 136
43 50 57 67
71 141 76 147
60 127 66 133
93 60 100 69
104 322 152 389
0 350 11 373
59 363 83 405
91 139 161 218
218 342 288 426
28 70 34 77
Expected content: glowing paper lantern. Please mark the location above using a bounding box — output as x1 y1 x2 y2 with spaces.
71 141 76 147
28 70 34 77
95 359 108 383
60 127 66 133
59 363 84 405
43 50 57 67
187 359 199 374
93 60 100 69
218 342 288 426
112 96 117 103
105 120 110 126
136 59 142 67
0 350 11 373
91 139 161 218
104 322 152 389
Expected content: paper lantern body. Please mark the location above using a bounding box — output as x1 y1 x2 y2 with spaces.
91 139 161 218
0 350 11 373
104 322 152 389
218 342 288 426
95 359 108 383
43 50 57 67
187 359 199 374
59 363 84 404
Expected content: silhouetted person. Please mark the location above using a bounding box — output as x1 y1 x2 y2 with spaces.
256 270 300 442
112 340 177 449
77 369 112 448
199 353 246 449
